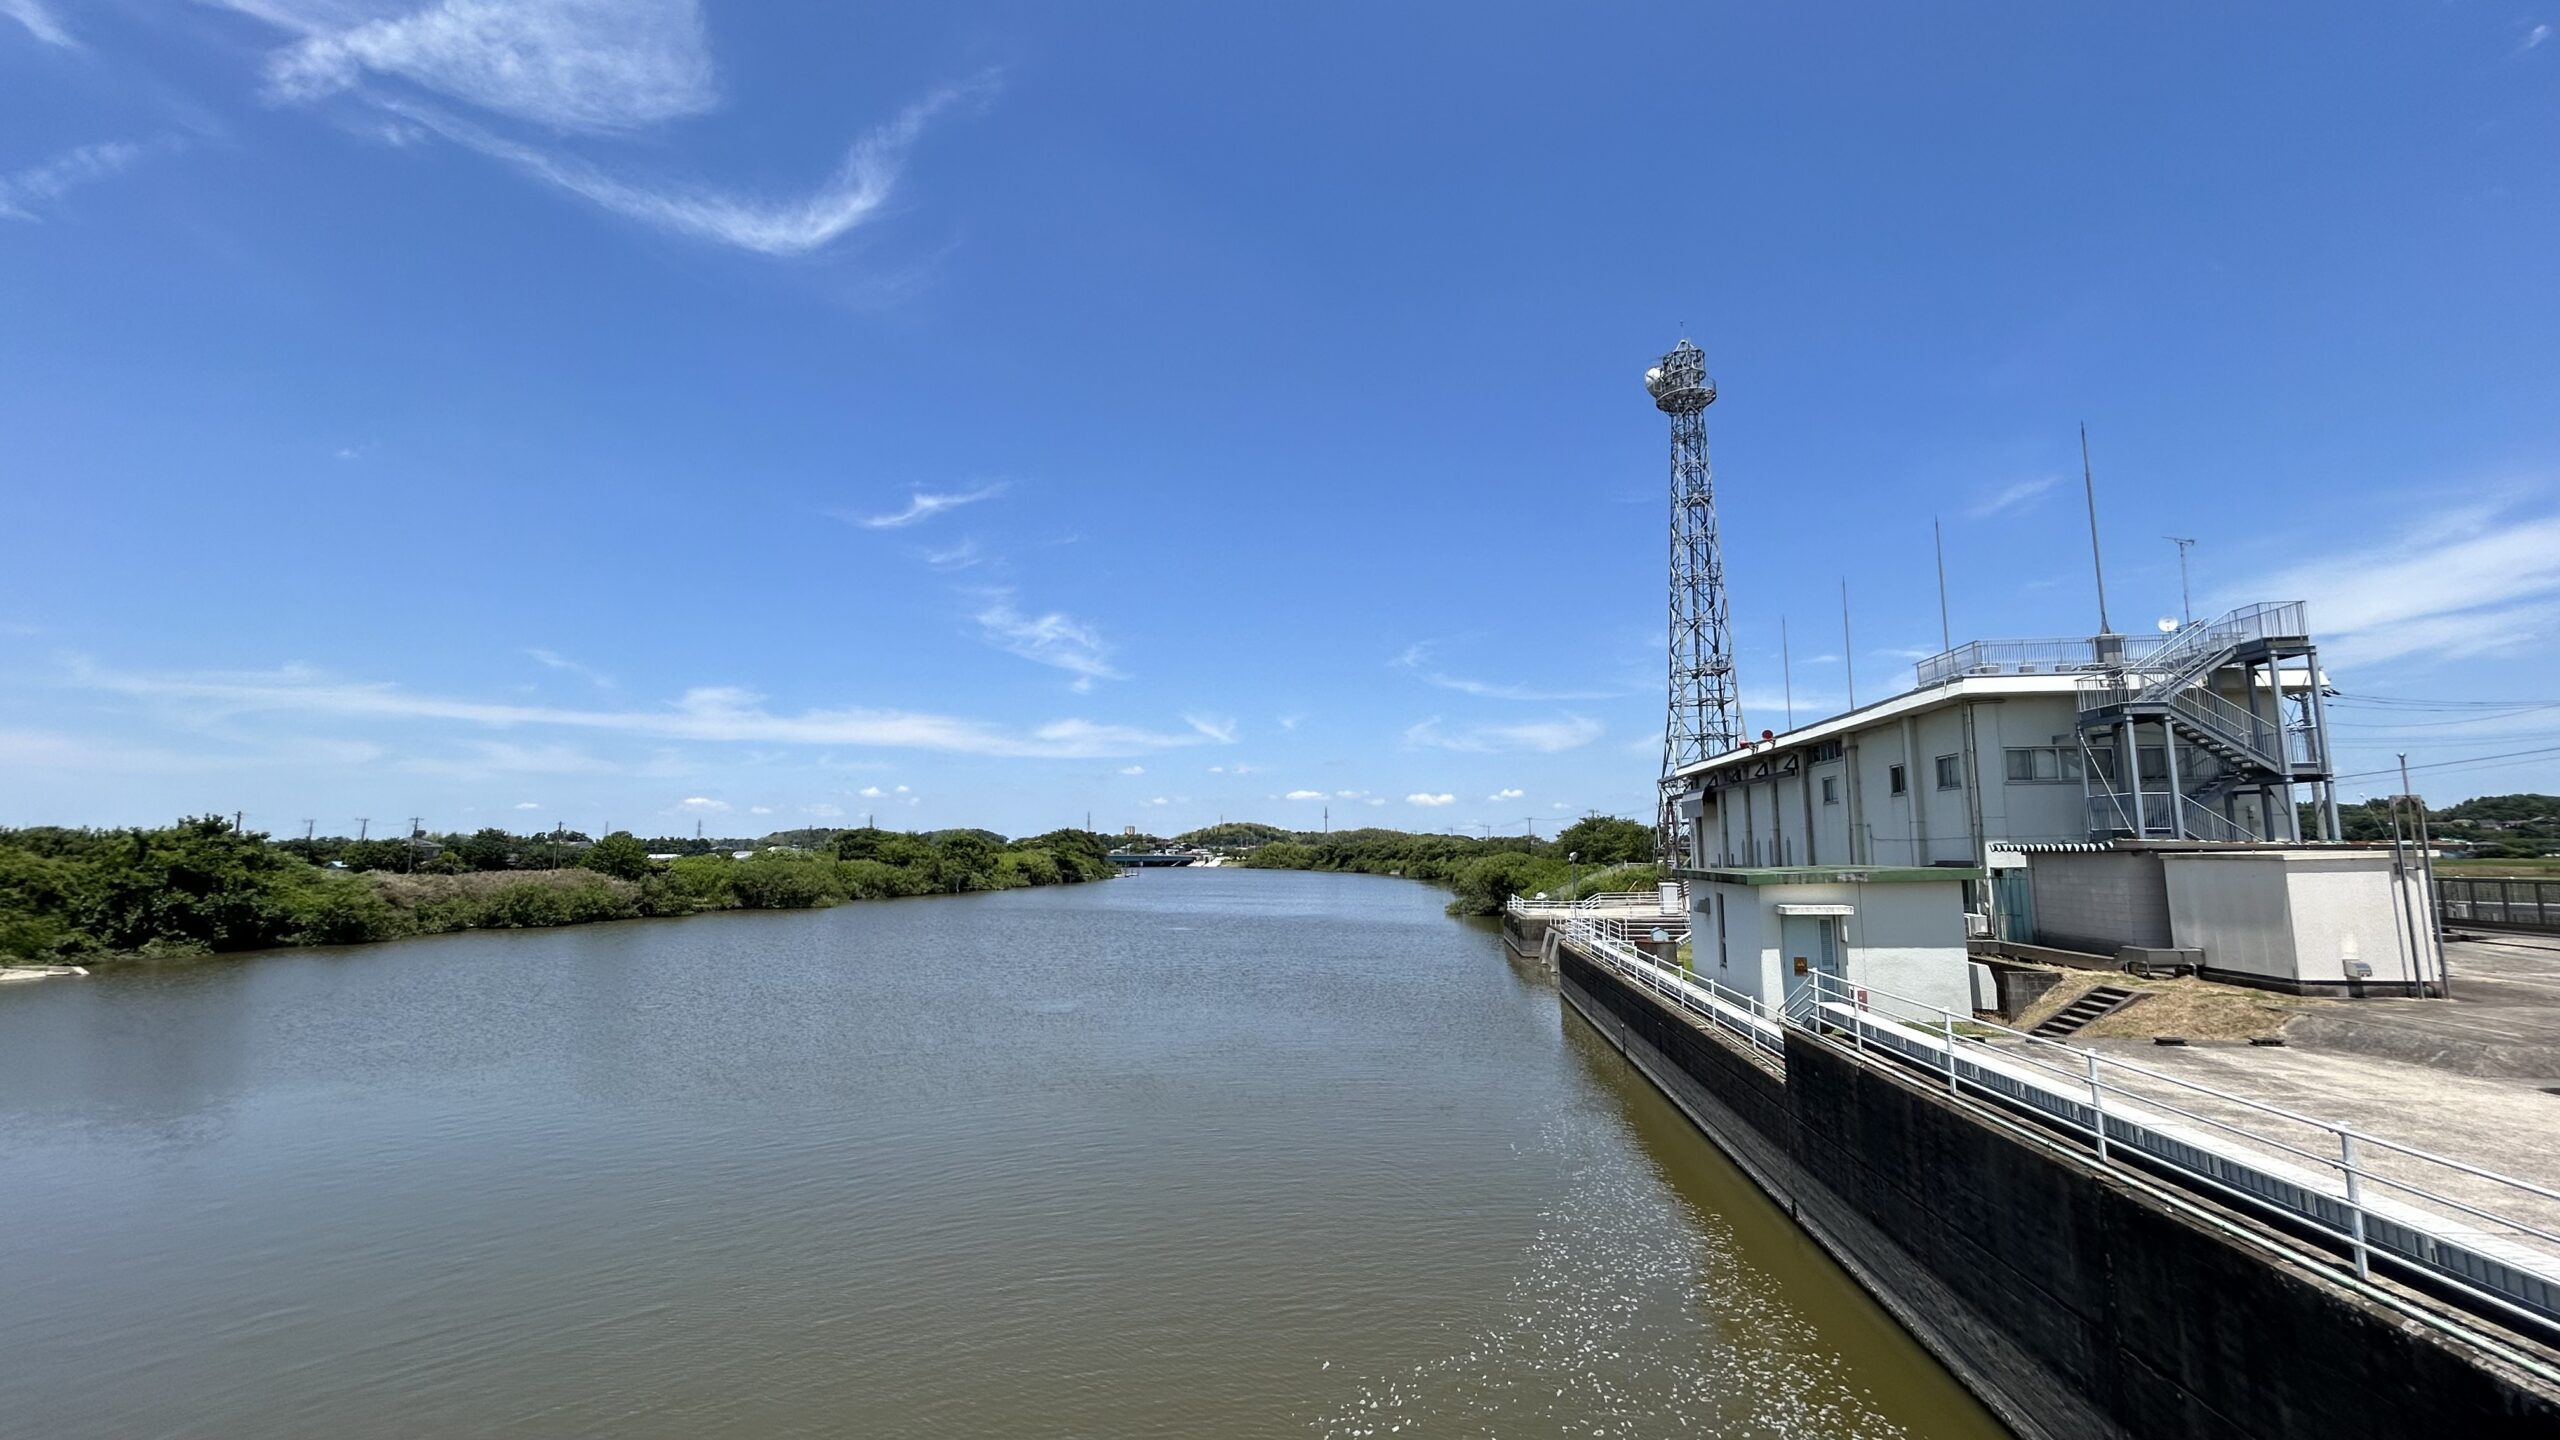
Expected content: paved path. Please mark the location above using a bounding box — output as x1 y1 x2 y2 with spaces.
2286 932 2560 1078
2069 1033 2560 1255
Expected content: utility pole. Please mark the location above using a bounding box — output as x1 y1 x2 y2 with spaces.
2399 754 2452 997
406 816 422 872
1525 815 1538 839
2082 423 2113 635
2165 535 2198 627
355 817 370 842
303 819 316 842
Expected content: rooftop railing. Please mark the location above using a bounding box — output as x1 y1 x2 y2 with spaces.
1913 634 2167 688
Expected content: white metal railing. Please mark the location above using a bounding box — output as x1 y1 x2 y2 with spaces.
1914 634 2168 689
1552 920 2560 1342
2128 601 2310 700
1555 908 1781 1063
1791 969 2560 1341
1506 889 1682 919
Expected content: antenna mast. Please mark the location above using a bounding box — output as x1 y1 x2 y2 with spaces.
1933 516 1952 650
2165 535 2197 626
2081 423 2113 635
1648 339 1739 858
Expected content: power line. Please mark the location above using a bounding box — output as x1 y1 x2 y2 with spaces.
2331 692 2560 711
2330 744 2560 783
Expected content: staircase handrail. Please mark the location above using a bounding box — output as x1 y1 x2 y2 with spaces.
2127 601 2308 701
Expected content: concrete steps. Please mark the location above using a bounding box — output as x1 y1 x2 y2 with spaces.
2031 984 2142 1039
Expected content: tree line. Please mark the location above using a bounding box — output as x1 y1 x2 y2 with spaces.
0 818 1119 962
2306 793 2558 857
1209 816 1661 916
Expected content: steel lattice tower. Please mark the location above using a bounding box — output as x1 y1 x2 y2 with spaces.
1648 340 1739 858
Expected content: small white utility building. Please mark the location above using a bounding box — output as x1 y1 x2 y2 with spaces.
1686 863 1978 1021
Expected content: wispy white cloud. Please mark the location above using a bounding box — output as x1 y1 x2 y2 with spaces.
1118 765 1145 776
379 78 988 256
0 726 381 774
1423 673 1619 701
2 0 73 47
525 646 614 688
1183 713 1237 744
67 660 1219 759
0 139 173 221
1968 474 2057 519
1284 789 1326 801
1406 792 1456 807
251 0 717 130
1405 714 1603 754
919 538 984 571
2243 498 2560 671
676 795 730 813
2528 23 2551 50
513 800 542 810
973 592 1121 681
1489 787 1525 800
396 739 618 778
227 2 994 257
850 483 1005 529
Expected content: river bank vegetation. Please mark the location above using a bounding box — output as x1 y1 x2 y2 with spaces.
1210 816 1662 917
0 818 1117 961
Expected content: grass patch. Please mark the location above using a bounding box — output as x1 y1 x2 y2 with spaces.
2007 971 2307 1042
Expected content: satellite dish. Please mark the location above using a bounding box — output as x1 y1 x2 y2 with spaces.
2156 617 2181 634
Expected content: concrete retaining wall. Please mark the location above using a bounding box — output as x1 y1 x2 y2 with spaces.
1556 947 2560 1440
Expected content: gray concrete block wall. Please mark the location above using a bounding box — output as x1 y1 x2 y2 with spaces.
2029 851 2172 952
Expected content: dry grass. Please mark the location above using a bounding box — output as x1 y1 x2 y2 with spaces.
2009 970 2308 1042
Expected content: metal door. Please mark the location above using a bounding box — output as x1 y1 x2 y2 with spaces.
1780 914 1841 1011
1994 866 2036 943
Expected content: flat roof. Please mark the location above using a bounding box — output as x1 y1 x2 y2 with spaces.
1678 672 2079 780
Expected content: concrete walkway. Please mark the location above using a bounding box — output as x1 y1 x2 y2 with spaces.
2286 931 2560 1078
2077 1024 2560 1262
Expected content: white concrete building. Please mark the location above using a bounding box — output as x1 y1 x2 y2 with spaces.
1689 863 1977 1021
1663 601 2416 1004
1670 601 2342 876
2010 841 2442 995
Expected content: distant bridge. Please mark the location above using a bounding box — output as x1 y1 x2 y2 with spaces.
1107 852 1199 868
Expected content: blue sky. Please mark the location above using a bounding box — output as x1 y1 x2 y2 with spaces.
5 2 2559 839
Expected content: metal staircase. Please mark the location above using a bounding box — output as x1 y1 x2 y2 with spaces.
2075 602 2337 843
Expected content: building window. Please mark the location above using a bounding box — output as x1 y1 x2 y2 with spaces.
1889 763 1907 796
1935 754 1963 790
2003 746 2078 784
1821 776 1839 805
2138 745 2168 782
1810 739 1844 763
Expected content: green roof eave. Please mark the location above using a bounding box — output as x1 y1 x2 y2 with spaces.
1675 865 1982 886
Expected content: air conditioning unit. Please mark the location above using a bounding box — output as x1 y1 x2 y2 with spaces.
1964 911 1993 939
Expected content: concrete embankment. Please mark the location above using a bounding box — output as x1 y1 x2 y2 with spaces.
1556 945 2560 1440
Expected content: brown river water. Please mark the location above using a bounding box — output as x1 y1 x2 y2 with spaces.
0 866 2005 1438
